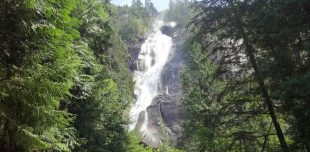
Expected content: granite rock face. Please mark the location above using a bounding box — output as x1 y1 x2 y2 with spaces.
143 102 162 148
143 25 186 147
130 23 186 148
128 38 146 71
160 26 175 37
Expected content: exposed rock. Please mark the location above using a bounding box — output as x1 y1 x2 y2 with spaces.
128 38 146 71
141 28 187 147
149 94 185 146
161 23 185 38
143 103 162 148
130 23 187 148
160 26 175 37
134 111 146 130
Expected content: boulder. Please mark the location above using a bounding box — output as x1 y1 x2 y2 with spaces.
128 37 146 71
160 26 175 37
142 104 162 148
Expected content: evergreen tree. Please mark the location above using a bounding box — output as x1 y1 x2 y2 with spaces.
67 0 133 151
112 1 153 43
0 0 134 151
182 41 283 151
132 0 144 9
183 0 310 151
145 0 157 16
0 0 81 151
164 0 193 26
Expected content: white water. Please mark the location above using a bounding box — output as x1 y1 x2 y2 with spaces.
129 20 173 133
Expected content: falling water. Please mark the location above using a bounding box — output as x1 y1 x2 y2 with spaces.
129 20 173 134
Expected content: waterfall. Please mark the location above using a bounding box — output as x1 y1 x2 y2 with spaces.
129 20 173 134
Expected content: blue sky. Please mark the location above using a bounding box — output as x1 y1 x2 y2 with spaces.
111 0 169 11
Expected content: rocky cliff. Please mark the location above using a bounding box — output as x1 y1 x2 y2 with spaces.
130 23 186 148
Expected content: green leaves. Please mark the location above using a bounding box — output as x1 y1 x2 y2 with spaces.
0 0 135 151
65 1 134 151
16 127 51 151
182 0 310 151
164 0 193 26
182 41 283 151
0 0 82 151
113 3 152 43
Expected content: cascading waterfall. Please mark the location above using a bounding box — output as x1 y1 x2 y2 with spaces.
129 20 173 135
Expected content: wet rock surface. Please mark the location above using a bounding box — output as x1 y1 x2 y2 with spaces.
130 23 186 148
142 29 186 147
128 38 146 71
160 26 174 37
143 103 162 147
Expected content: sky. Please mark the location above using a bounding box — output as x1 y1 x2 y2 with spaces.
111 0 169 11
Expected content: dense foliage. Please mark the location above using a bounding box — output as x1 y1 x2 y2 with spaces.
126 132 182 152
181 0 310 151
112 0 157 43
0 1 81 151
2 0 309 151
0 0 134 151
182 42 286 151
164 0 193 26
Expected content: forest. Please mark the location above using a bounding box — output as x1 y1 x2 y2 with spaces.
0 0 309 152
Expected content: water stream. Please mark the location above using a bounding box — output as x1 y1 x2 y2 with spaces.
129 20 173 135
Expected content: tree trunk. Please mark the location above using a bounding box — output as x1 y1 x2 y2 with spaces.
298 123 310 152
261 121 272 152
245 45 289 152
